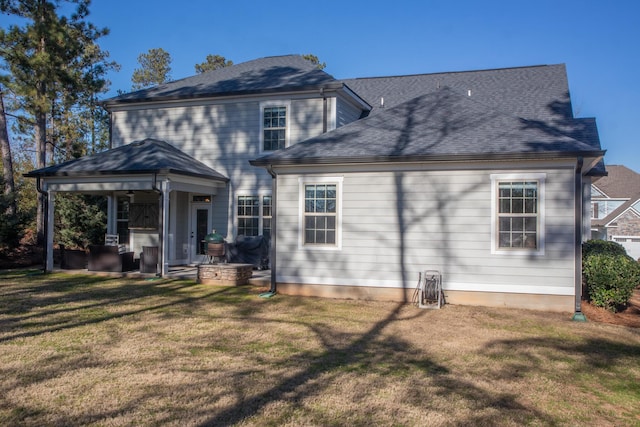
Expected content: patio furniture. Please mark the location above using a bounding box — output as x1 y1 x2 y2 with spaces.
59 244 88 270
140 246 159 273
88 245 135 272
226 235 269 270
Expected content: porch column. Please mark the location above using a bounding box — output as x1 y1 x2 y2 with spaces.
161 180 170 276
45 191 55 272
106 194 115 234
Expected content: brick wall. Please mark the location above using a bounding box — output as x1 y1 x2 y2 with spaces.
612 210 640 236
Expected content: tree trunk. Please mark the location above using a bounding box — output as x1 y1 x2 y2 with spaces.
35 12 47 245
0 89 16 217
35 108 47 245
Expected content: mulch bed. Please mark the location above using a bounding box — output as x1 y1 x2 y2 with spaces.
581 287 640 328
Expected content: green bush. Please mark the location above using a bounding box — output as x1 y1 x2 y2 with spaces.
0 187 24 250
582 251 640 312
54 194 107 249
582 239 628 258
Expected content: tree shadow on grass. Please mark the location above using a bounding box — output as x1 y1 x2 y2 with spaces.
0 270 232 343
196 305 556 427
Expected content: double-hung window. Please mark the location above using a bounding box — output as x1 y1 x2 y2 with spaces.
237 195 272 238
299 177 343 249
238 196 260 236
261 101 290 152
491 173 545 254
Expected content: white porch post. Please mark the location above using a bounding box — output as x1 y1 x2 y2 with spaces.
106 194 115 234
161 180 170 276
46 191 55 272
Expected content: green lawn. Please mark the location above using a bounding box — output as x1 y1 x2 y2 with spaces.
1 269 639 426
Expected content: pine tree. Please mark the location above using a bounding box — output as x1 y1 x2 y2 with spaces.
0 0 118 244
131 48 172 89
195 54 233 74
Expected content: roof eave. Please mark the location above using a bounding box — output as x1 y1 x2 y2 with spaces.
24 168 230 182
102 82 347 109
250 150 606 168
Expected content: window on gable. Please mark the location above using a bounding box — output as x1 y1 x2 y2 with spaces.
491 174 545 254
263 106 287 151
590 199 626 219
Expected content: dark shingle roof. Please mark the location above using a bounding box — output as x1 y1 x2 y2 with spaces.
104 55 339 105
340 64 573 122
25 138 229 181
251 87 603 167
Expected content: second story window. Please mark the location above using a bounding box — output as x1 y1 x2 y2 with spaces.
261 102 289 151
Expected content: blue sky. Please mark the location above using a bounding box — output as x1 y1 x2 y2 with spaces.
3 0 639 172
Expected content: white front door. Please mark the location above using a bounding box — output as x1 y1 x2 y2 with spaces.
190 204 211 264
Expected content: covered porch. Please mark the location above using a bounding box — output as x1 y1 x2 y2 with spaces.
25 139 230 277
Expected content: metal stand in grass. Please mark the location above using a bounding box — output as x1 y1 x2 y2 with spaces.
412 270 444 309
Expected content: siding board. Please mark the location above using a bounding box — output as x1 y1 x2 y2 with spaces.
275 166 575 296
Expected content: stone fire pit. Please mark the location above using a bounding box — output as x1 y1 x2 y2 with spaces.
197 263 253 286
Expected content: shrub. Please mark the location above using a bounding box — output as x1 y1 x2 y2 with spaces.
55 194 107 249
583 251 640 312
0 189 24 250
582 239 628 258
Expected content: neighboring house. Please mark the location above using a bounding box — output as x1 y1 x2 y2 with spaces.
590 165 640 259
26 55 605 313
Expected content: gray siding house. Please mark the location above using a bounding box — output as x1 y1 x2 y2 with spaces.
27 55 605 313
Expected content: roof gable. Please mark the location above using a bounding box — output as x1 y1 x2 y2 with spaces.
592 165 640 198
591 165 640 226
597 197 640 228
25 138 229 181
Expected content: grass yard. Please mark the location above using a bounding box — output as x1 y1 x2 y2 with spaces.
1 269 639 426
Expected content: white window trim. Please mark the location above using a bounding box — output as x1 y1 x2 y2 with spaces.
298 176 343 251
236 192 272 237
260 100 291 154
490 173 546 256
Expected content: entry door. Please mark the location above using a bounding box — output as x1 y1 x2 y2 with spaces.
190 204 211 264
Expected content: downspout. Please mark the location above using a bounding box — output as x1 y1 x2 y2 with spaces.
265 165 277 295
35 176 48 274
152 172 163 277
572 157 587 322
321 88 327 134
108 111 113 149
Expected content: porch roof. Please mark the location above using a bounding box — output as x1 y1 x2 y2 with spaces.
25 138 229 182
